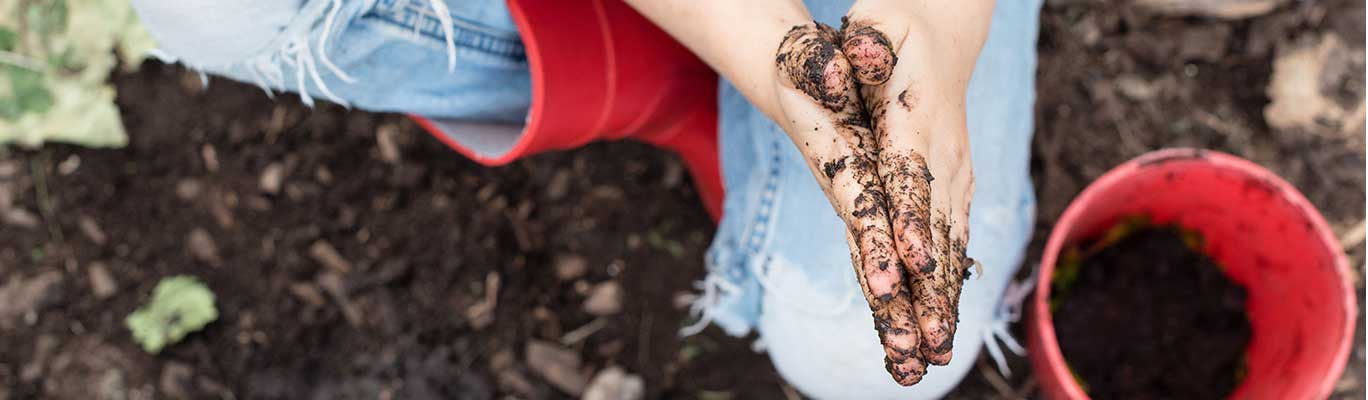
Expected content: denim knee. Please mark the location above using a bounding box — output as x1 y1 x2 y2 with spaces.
131 0 311 67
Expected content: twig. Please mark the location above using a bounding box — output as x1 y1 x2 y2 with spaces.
30 151 63 244
560 318 607 345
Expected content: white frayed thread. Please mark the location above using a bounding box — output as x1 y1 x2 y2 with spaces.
425 0 459 72
679 274 740 337
317 0 357 83
983 268 1036 377
150 0 463 108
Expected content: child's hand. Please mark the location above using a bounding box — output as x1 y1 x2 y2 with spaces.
838 0 994 377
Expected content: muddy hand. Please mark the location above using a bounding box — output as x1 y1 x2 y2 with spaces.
839 0 993 368
773 22 928 385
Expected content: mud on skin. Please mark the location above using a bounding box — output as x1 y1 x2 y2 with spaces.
840 20 969 366
777 22 928 385
840 18 897 85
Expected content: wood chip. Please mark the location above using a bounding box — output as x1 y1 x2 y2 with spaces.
2 208 39 228
317 272 363 327
1265 34 1351 131
376 124 402 163
465 272 499 330
525 340 589 396
87 261 117 299
308 240 352 273
288 282 326 307
555 254 589 281
201 144 220 172
187 228 222 266
583 367 644 400
583 281 623 316
77 215 107 245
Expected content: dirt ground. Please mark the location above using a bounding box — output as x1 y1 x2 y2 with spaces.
0 1 1363 399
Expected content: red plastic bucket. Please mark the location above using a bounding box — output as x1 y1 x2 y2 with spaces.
1027 149 1357 399
410 0 724 220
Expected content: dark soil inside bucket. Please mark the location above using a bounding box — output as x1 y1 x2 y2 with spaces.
1053 226 1251 399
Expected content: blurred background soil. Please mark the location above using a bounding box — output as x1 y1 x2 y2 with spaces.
0 0 1363 398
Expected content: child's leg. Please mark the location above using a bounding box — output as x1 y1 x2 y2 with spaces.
696 0 1043 398
130 0 532 123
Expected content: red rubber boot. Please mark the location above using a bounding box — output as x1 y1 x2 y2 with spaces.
411 0 724 221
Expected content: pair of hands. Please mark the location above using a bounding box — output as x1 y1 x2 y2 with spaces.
626 0 993 385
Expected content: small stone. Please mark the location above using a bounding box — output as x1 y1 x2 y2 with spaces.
525 340 588 395
187 228 222 266
175 179 202 201
554 254 589 281
583 281 623 316
583 367 644 400
88 261 117 299
308 240 352 274
1115 75 1159 101
672 291 698 310
314 166 334 185
57 155 80 175
259 163 285 194
78 215 108 245
2 208 39 228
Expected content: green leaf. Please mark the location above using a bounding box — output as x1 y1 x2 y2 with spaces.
26 0 68 36
125 275 219 354
0 27 16 51
7 65 53 116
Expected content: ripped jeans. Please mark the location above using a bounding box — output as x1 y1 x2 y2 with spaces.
131 0 1041 398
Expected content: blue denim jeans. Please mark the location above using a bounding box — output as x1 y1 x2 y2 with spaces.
133 0 1040 398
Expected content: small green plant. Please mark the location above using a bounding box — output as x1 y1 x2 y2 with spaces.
125 275 218 353
1 0 154 148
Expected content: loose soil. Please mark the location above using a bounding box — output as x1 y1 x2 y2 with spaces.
1054 227 1251 399
0 0 1363 399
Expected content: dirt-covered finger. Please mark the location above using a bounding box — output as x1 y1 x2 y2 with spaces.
845 223 925 386
907 209 967 366
776 23 850 111
839 18 898 85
